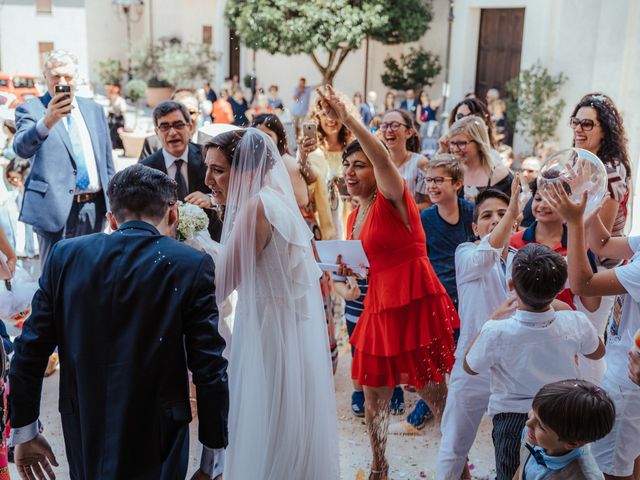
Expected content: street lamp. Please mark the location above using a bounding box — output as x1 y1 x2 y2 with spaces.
112 0 145 80
441 0 455 116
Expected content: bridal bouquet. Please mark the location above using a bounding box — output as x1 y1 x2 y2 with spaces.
177 201 210 242
0 265 38 327
176 202 235 365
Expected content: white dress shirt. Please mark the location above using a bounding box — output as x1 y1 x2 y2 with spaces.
162 148 190 191
36 98 101 193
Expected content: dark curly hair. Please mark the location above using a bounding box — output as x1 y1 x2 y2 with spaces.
571 93 631 180
251 113 290 156
383 109 421 153
448 98 498 148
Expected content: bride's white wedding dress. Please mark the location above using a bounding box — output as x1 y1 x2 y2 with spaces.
215 129 339 479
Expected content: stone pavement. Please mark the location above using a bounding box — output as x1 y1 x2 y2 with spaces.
9 338 497 480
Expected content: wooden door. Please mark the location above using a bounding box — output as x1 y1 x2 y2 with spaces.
475 8 525 100
229 30 240 80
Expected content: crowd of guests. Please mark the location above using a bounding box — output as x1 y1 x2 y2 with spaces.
1 47 640 480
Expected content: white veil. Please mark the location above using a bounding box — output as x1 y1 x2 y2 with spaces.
215 128 339 479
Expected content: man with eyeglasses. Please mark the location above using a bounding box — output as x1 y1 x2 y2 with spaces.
141 100 222 240
138 91 201 161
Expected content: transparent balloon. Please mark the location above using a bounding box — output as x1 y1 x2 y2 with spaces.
537 148 608 214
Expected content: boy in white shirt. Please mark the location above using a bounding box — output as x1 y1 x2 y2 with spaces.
464 243 604 480
544 185 640 480
435 182 520 479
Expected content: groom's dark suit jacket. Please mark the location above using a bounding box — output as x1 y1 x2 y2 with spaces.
141 142 223 241
9 221 229 480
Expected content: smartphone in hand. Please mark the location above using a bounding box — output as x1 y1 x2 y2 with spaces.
54 84 71 102
302 122 317 139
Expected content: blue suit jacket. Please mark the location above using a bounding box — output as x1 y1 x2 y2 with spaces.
9 221 229 479
13 93 115 233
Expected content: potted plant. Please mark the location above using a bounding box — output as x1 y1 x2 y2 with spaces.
95 58 125 94
131 45 173 107
119 79 151 157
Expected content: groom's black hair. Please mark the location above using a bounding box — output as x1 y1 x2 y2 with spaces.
107 165 177 223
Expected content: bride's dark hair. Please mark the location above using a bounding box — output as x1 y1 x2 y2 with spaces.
204 129 246 165
204 128 277 171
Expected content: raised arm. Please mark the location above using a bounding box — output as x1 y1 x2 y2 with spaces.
316 86 404 203
487 175 522 250
544 186 627 297
584 205 634 260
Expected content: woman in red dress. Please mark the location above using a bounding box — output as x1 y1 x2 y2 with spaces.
318 86 457 479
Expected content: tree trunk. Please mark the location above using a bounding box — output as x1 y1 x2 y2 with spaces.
310 47 353 86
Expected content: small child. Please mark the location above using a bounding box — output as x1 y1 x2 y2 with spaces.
420 154 474 314
333 275 404 416
435 182 520 479
510 179 599 311
516 379 615 479
333 276 368 416
391 155 472 435
464 243 604 480
543 184 640 479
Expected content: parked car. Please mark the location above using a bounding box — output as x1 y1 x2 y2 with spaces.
0 73 39 104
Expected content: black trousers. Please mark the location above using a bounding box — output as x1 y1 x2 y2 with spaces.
36 194 107 268
492 412 528 480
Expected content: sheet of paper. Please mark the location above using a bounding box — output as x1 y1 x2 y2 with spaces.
315 240 369 276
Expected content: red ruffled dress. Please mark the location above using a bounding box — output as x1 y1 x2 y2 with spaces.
349 186 457 388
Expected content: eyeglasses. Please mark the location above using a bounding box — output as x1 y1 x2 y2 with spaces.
157 121 188 133
379 121 408 132
569 117 599 131
449 140 472 151
424 176 453 185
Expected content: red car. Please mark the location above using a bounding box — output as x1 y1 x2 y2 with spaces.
0 73 39 105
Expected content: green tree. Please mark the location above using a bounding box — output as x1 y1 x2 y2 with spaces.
505 62 567 154
381 47 441 92
225 0 434 85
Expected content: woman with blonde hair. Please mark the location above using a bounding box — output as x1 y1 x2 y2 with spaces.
439 115 512 202
307 90 359 240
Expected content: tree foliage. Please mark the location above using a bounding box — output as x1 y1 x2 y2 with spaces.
369 0 433 44
225 0 434 85
131 39 218 88
381 47 441 92
505 62 567 154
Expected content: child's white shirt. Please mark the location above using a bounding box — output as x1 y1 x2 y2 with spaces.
466 308 600 415
607 235 640 388
455 235 515 359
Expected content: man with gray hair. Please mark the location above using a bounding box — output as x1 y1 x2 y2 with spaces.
13 49 115 266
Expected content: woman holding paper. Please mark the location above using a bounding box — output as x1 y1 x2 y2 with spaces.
317 86 457 480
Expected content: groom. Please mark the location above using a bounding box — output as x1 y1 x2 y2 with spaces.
9 164 229 480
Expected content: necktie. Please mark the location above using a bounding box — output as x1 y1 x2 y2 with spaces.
174 159 188 200
525 444 547 467
66 115 90 191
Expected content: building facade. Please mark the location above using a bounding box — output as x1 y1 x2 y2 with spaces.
1 0 638 191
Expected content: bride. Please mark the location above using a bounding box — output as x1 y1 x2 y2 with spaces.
203 128 340 479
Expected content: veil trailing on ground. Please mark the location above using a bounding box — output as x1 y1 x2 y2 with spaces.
215 128 340 479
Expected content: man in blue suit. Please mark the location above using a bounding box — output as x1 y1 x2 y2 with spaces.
13 50 115 266
9 165 229 480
